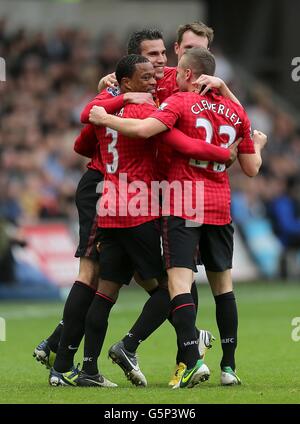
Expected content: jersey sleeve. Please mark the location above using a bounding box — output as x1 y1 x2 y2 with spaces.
149 93 183 129
160 128 230 162
237 111 255 154
80 89 124 123
125 103 157 119
74 124 98 158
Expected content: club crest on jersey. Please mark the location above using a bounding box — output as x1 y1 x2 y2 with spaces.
107 86 120 97
159 102 168 110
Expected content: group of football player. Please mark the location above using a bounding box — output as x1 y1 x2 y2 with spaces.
33 22 267 389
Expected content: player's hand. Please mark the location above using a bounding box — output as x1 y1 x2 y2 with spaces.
192 75 224 95
89 106 107 125
124 92 155 106
253 129 268 150
226 137 242 168
97 72 118 92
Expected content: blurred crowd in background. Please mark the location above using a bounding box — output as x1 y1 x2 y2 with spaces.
0 18 300 281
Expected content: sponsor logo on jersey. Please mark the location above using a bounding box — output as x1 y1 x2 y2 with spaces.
107 86 120 97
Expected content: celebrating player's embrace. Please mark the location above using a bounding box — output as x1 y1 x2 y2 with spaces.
33 22 267 389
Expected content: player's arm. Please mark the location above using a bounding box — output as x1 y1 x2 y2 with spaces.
238 130 267 177
89 105 167 138
81 93 154 123
161 128 242 163
81 94 125 123
193 75 241 106
74 124 98 158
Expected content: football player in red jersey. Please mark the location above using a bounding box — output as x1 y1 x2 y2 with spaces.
78 55 240 388
34 27 221 380
33 87 155 376
33 30 166 372
156 22 214 100
89 47 267 388
49 54 237 388
87 29 241 378
77 29 224 381
98 23 215 103
35 27 242 387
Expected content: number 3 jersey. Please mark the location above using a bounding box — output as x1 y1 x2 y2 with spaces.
150 90 255 225
94 103 159 228
85 88 122 174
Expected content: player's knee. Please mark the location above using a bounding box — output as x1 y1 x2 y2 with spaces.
136 278 158 292
78 257 99 286
207 269 232 296
157 275 168 289
97 279 120 301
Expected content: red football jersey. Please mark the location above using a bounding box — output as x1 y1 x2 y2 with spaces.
74 124 104 174
155 66 178 104
79 87 122 174
150 90 255 225
96 103 159 228
80 71 178 180
155 67 178 180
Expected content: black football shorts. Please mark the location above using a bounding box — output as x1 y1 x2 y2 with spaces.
96 219 166 285
75 169 103 260
162 216 234 272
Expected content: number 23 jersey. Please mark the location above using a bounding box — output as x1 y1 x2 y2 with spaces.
150 90 255 225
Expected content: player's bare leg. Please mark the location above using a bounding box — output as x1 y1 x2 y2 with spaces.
77 257 99 290
134 272 159 292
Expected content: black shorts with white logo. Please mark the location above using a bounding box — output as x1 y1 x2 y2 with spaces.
75 169 103 259
162 216 234 272
96 219 166 285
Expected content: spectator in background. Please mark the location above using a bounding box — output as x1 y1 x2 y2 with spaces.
0 218 15 283
0 217 60 298
268 176 300 248
0 24 94 224
266 176 300 278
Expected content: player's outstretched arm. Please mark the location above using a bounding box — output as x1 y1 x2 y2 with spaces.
192 75 241 106
161 128 240 163
81 93 154 123
81 95 125 123
238 130 267 177
89 105 167 138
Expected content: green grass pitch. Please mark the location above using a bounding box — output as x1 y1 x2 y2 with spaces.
0 282 299 404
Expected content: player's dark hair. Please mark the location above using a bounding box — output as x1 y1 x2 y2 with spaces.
127 29 164 54
183 47 216 77
177 22 214 48
115 54 150 84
